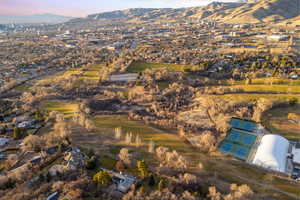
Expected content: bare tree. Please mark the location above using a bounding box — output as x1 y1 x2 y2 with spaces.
115 127 122 140
118 148 132 166
148 140 155 153
125 132 133 144
135 134 142 147
22 135 45 152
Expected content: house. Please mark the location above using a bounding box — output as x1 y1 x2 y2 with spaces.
0 138 10 147
290 74 298 80
30 155 42 165
44 146 59 155
267 35 290 41
109 170 137 193
45 192 59 200
64 148 87 170
0 154 6 159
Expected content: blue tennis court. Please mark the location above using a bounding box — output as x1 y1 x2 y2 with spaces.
243 135 256 146
228 130 240 142
219 118 258 160
227 129 256 147
234 146 250 159
219 142 233 153
218 142 250 160
230 118 256 132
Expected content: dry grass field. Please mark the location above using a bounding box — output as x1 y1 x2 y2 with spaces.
262 104 300 140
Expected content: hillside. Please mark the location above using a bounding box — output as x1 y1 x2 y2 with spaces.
281 15 300 26
210 0 300 24
76 0 300 24
0 13 73 24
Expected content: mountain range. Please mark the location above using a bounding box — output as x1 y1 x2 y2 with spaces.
81 0 300 25
2 0 299 25
0 13 73 24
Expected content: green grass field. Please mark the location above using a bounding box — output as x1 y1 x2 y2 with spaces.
93 115 191 153
80 64 103 80
40 100 78 118
126 61 198 73
233 78 300 86
219 94 300 102
221 85 300 93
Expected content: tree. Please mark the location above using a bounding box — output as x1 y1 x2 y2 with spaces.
193 131 217 152
148 140 155 153
0 127 6 135
245 78 252 85
289 97 298 106
86 156 97 170
118 148 132 166
135 134 142 147
148 174 155 187
125 132 133 144
115 127 122 140
158 179 167 191
207 186 221 200
178 126 185 138
35 109 43 120
137 160 148 178
93 170 111 185
13 127 22 139
178 173 197 185
115 160 125 172
22 135 45 152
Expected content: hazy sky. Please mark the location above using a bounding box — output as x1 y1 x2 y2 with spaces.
0 0 236 17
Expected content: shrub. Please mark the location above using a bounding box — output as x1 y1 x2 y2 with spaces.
158 178 167 191
289 97 298 106
13 127 22 139
137 160 148 178
86 156 97 170
93 170 111 185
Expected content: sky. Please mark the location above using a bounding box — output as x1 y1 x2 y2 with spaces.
0 0 237 17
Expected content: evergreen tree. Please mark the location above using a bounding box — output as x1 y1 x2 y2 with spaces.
13 127 22 139
137 160 148 178
86 156 97 170
93 170 111 185
158 178 167 191
148 174 155 187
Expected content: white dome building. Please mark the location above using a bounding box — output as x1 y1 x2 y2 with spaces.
252 134 289 173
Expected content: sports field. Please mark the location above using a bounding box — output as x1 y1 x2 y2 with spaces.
219 129 257 160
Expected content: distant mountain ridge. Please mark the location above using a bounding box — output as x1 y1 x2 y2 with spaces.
79 0 300 24
0 13 73 24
